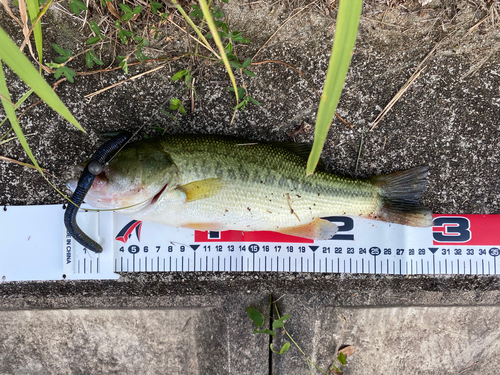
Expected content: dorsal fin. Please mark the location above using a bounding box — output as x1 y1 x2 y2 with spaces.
274 143 325 170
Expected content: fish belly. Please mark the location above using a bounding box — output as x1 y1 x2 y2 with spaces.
134 178 379 232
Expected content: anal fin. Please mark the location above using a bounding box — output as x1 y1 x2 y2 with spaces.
275 218 338 240
181 222 227 231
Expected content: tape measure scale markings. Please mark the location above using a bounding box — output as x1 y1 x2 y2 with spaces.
87 214 500 276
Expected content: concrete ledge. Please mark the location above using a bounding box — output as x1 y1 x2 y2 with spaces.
1 274 500 310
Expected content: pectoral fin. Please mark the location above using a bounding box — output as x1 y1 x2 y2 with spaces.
276 218 338 240
178 178 222 203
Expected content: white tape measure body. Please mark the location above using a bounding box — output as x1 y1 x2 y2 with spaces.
69 210 500 277
2 205 499 282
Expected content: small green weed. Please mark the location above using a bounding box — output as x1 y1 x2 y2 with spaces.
169 1 260 116
330 351 347 375
46 43 76 82
227 86 260 111
172 69 193 89
69 0 87 16
161 97 186 126
118 2 142 22
247 296 354 374
86 20 105 45
168 98 186 115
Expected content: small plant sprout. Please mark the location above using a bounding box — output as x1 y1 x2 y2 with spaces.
51 43 72 64
161 97 186 126
133 37 149 62
330 346 356 375
270 342 291 355
193 5 258 111
169 98 186 115
114 20 135 44
119 3 142 22
330 352 347 374
172 69 193 89
246 307 264 327
69 0 87 16
46 44 76 82
227 87 260 111
169 68 198 114
84 22 106 68
116 56 129 74
247 297 341 374
190 4 204 20
85 51 103 68
240 58 256 77
86 21 105 45
148 0 162 15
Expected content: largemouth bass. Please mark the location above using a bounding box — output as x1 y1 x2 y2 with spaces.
68 134 433 240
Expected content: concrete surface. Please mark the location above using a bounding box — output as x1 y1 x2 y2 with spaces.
273 304 500 374
1 0 500 373
0 309 238 374
2 303 499 375
2 275 500 374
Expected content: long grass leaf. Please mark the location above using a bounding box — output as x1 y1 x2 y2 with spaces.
14 88 34 108
197 0 239 105
0 136 18 145
0 26 84 131
0 89 34 129
25 0 43 64
0 60 40 170
306 0 362 176
170 0 219 58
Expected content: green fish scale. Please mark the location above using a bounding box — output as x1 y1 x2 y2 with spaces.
158 135 378 229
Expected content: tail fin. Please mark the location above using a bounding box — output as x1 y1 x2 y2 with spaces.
370 166 433 227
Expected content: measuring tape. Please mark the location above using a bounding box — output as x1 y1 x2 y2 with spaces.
2 205 500 281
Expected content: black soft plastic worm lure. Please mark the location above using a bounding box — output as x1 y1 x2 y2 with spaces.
64 131 132 253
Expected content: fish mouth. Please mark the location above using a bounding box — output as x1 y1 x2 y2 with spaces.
150 183 168 205
66 178 78 192
66 163 106 193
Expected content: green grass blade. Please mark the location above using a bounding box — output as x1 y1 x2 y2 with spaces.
306 0 362 176
15 89 34 108
0 89 34 129
0 135 18 145
0 60 40 170
26 0 43 64
171 0 219 58
197 0 239 105
0 89 33 131
0 26 84 132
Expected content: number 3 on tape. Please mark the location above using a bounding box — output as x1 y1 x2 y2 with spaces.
433 217 471 243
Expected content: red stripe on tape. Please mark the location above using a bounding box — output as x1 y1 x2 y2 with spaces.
194 230 314 243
